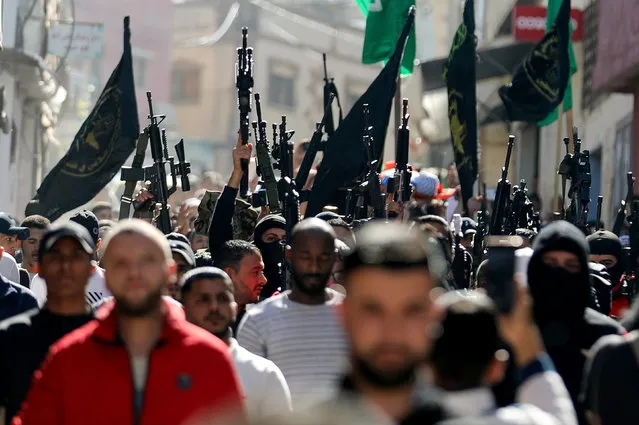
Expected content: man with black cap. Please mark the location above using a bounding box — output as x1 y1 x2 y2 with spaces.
527 221 625 425
168 239 195 300
587 230 628 318
30 211 111 306
0 222 95 421
0 213 29 258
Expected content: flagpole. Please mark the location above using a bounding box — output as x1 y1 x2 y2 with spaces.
553 104 564 213
394 74 401 147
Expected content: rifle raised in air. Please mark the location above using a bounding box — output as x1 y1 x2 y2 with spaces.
386 98 412 205
235 27 254 199
120 91 191 234
250 93 280 213
613 172 635 235
489 135 515 235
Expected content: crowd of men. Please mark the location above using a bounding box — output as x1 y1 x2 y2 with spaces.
0 135 638 425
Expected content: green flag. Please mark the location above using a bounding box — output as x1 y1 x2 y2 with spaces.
538 0 577 126
356 0 416 75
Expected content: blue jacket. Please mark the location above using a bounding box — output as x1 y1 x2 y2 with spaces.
0 275 38 322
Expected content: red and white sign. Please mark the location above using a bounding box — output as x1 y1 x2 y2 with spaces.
512 5 584 42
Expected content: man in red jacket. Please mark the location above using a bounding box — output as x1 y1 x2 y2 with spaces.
13 219 244 425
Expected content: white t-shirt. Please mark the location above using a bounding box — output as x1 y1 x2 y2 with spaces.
30 264 111 307
230 338 292 420
237 289 348 410
0 252 20 283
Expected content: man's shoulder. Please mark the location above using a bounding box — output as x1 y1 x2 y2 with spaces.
246 292 290 317
233 340 280 373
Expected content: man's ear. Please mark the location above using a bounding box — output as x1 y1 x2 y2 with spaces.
482 354 506 387
285 245 292 262
96 239 102 250
167 259 177 284
224 267 236 280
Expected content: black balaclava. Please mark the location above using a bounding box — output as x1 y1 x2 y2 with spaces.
528 221 591 331
253 214 287 266
587 230 624 285
253 214 287 298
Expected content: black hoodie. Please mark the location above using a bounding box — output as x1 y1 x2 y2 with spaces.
527 221 624 424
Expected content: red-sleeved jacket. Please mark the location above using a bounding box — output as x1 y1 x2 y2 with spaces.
13 299 244 425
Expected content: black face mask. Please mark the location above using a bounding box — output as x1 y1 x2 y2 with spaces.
255 240 284 266
529 262 588 326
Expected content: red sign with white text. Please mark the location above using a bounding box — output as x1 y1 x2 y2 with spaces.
513 5 584 42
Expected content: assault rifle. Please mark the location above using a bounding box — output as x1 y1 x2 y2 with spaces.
472 183 488 269
624 200 639 302
490 135 515 235
596 195 603 231
613 172 635 235
296 94 335 196
386 98 413 205
508 180 533 232
236 27 254 198
322 53 342 137
563 128 591 232
120 91 191 234
353 104 385 219
251 93 280 213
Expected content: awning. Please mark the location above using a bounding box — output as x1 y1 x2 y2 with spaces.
419 41 536 92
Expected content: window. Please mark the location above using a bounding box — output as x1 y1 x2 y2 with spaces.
171 67 201 103
132 56 148 89
268 60 296 108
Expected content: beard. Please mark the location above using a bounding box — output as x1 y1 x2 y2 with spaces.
115 288 163 317
352 351 418 389
291 267 330 296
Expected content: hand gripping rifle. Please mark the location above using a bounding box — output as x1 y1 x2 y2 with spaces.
354 104 385 219
489 135 515 235
120 91 191 234
322 53 342 137
613 172 635 235
564 128 592 232
296 94 336 197
250 93 280 213
236 27 254 199
386 99 413 205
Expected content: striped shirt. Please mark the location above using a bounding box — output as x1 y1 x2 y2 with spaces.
237 289 348 411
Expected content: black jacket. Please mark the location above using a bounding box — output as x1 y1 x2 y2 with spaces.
0 308 94 420
0 275 37 322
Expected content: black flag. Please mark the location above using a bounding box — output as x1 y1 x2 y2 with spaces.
28 17 139 221
443 0 477 209
498 0 570 122
306 7 415 217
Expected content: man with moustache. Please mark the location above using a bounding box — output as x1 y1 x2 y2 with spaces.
13 220 243 425
181 267 291 420
238 218 348 410
322 221 449 425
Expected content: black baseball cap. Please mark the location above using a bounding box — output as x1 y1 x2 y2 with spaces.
69 210 100 245
169 240 196 267
0 213 29 240
39 222 96 258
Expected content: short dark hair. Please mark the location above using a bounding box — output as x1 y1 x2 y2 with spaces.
195 250 214 268
180 267 233 295
213 240 260 271
343 222 429 277
21 215 50 230
430 291 499 390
